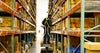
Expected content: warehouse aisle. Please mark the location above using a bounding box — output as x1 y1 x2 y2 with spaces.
28 32 44 53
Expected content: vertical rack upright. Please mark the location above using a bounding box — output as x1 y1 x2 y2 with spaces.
11 0 15 53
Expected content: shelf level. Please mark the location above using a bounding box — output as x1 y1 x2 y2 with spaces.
0 30 36 36
22 31 36 34
0 30 20 36
51 30 100 37
51 30 80 37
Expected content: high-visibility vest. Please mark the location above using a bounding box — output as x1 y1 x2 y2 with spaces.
44 18 50 28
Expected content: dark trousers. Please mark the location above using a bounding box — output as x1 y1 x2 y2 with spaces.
43 27 50 44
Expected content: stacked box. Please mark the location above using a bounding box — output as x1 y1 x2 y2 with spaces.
95 14 100 42
20 9 27 18
70 18 94 30
70 0 96 8
52 25 55 31
17 8 34 30
95 14 100 30
0 36 21 53
71 0 76 8
1 0 18 10
52 14 58 22
62 20 64 30
57 42 62 53
0 0 21 30
64 1 68 12
65 18 68 30
24 23 34 30
64 37 67 53
62 5 65 15
70 0 80 8
58 21 62 30
20 0 28 9
1 0 12 7
0 17 19 30
54 0 61 9
84 42 100 53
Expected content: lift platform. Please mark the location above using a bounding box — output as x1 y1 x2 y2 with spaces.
41 43 53 53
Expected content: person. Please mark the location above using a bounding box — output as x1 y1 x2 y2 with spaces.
42 15 52 44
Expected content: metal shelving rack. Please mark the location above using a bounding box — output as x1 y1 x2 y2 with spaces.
16 0 36 24
49 0 100 53
0 0 35 27
0 0 36 53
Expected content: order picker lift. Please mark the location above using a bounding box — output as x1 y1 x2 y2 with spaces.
41 15 53 53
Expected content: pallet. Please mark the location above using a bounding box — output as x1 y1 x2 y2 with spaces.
41 47 53 53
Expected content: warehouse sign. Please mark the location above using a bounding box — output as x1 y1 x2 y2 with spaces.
0 18 3 23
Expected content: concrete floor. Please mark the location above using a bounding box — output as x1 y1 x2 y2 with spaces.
27 41 41 53
28 33 43 53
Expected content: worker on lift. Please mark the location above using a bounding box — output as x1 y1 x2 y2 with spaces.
42 14 52 44
41 15 53 53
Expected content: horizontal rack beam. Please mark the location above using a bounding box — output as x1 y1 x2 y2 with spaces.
22 31 36 34
0 30 36 36
51 30 100 37
51 31 62 34
85 35 100 37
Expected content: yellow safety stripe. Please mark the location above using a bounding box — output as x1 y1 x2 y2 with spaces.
44 18 50 28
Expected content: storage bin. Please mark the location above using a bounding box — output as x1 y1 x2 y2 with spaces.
84 42 100 53
66 46 86 53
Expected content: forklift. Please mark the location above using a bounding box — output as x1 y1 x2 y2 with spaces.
41 15 53 53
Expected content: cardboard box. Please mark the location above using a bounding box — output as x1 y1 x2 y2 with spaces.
0 17 19 30
70 0 80 8
64 37 67 53
71 0 76 8
95 15 100 42
95 15 100 30
20 0 28 9
64 1 68 12
70 18 94 30
84 42 100 53
1 0 12 7
54 0 61 9
58 50 61 53
0 36 21 53
62 20 65 30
